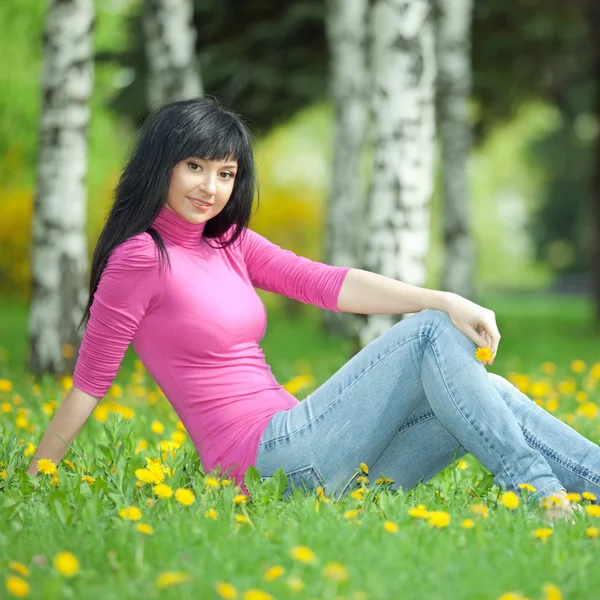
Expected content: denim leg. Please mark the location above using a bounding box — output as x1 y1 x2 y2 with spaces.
256 309 565 502
487 372 600 498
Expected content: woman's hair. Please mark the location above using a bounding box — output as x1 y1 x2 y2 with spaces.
78 96 258 332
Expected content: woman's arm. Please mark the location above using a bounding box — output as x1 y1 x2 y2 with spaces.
336 268 447 315
26 385 101 475
336 268 501 364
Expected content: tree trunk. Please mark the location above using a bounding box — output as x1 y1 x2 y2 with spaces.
323 0 369 339
28 0 95 376
357 0 437 348
143 0 203 107
436 0 476 299
590 2 600 325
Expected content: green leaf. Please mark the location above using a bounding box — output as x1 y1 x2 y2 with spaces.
244 466 261 500
272 468 288 501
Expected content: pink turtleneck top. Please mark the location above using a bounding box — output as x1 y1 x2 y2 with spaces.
73 206 351 493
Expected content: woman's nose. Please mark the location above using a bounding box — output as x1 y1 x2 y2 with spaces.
201 174 217 195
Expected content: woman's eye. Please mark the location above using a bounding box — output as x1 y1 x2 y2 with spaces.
220 172 234 180
188 162 201 170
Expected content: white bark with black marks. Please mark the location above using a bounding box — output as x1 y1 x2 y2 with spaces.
436 0 475 299
359 0 437 347
143 0 203 107
28 0 95 375
324 0 369 337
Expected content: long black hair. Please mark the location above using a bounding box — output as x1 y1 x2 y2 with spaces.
78 96 258 332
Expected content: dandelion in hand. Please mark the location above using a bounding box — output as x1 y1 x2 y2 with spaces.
475 347 493 363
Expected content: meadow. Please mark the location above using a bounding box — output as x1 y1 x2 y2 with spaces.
1 293 600 600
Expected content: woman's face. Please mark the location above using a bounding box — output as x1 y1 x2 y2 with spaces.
165 157 238 224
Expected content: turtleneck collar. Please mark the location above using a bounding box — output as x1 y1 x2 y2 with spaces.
152 205 207 249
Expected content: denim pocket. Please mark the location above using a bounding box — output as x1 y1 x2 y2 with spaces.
282 464 325 501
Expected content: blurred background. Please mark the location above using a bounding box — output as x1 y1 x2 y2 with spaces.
1 0 600 388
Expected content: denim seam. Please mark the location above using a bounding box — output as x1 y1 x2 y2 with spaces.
424 329 520 491
521 427 600 488
258 332 424 448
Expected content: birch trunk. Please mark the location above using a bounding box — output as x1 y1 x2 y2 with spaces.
323 0 369 337
436 0 475 299
143 0 203 106
358 0 437 347
28 0 95 375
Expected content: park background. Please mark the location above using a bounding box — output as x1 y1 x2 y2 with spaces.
2 1 600 599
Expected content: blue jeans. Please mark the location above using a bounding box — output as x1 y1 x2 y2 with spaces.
255 309 600 503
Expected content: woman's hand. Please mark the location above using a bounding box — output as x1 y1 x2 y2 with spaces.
441 292 501 366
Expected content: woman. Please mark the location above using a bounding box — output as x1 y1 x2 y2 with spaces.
28 97 600 521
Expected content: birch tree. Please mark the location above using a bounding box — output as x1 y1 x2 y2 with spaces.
28 0 95 375
436 0 475 299
358 0 437 347
323 0 369 337
142 0 203 106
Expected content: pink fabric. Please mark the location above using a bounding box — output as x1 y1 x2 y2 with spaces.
73 205 351 494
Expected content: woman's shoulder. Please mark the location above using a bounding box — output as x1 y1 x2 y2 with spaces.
110 232 160 270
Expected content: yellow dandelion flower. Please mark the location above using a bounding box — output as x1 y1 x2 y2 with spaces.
383 521 398 533
156 571 192 589
542 583 562 600
175 419 187 432
53 551 79 577
541 362 556 375
243 590 273 600
286 577 305 591
37 458 57 475
233 494 247 504
534 528 554 541
461 518 475 529
135 468 156 484
575 391 588 403
134 440 148 454
151 420 164 434
359 462 369 474
153 484 173 499
215 582 238 599
470 504 489 518
577 402 598 419
171 430 186 444
427 511 450 528
81 476 96 485
586 526 598 538
475 347 493 362
235 514 250 524
456 460 468 470
518 483 537 493
264 566 284 581
408 504 430 519
344 509 360 519
205 508 218 520
15 416 28 429
586 505 600 517
222 478 232 486
583 491 598 501
119 506 142 521
500 492 520 510
374 476 394 484
350 489 364 500
9 562 29 577
590 363 600 379
356 475 369 485
290 545 315 564
283 374 315 395
5 575 29 598
1 401 12 413
571 360 586 373
546 398 559 413
23 443 36 457
205 477 220 489
174 488 195 506
322 562 348 583
0 379 13 392
498 594 526 600
558 379 576 395
566 492 581 502
135 523 154 535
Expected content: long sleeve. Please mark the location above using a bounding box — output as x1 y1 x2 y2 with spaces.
73 234 164 398
239 228 351 312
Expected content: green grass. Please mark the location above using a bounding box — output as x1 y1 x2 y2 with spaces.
1 293 600 599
